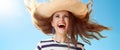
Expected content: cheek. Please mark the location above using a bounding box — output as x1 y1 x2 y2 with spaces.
65 18 69 26
52 19 58 27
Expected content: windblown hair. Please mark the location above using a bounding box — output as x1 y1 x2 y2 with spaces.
67 11 109 46
33 10 109 47
24 0 110 47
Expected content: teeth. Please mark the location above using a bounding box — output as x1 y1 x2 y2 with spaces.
59 24 65 26
59 25 64 26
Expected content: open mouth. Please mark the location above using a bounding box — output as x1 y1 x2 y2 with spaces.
58 24 66 29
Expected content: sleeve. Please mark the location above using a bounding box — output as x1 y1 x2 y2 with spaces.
77 42 85 50
82 44 85 50
36 42 41 50
81 43 85 50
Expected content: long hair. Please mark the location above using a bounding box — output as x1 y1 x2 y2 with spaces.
67 11 109 47
33 10 109 47
25 0 110 47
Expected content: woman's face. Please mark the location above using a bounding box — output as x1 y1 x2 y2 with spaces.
51 11 69 34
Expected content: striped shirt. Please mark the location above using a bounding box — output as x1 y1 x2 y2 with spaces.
36 38 85 50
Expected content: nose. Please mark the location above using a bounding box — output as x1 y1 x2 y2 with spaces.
60 16 64 21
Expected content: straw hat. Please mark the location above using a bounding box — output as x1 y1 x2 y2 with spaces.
34 0 88 19
24 0 90 34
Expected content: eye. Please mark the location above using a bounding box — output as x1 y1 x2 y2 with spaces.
64 15 69 18
55 15 59 18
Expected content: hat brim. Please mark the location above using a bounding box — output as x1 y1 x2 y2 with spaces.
34 0 88 19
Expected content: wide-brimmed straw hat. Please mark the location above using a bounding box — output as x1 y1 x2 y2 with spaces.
24 0 92 34
35 0 88 19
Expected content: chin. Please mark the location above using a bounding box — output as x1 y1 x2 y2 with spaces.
57 30 67 34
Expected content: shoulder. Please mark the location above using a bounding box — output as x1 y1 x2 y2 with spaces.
76 42 85 50
38 38 54 45
36 38 54 50
77 42 84 46
40 38 54 43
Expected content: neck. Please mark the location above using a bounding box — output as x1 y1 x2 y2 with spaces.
53 32 68 43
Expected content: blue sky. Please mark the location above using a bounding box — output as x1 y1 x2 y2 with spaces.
0 0 120 50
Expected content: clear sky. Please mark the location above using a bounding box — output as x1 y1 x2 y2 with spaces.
0 0 120 50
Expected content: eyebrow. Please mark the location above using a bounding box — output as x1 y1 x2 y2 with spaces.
55 13 69 16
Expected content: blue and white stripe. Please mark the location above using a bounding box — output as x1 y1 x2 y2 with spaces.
36 38 85 50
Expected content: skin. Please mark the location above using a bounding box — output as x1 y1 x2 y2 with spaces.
51 10 70 43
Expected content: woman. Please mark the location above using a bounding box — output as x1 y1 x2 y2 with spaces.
24 0 109 50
